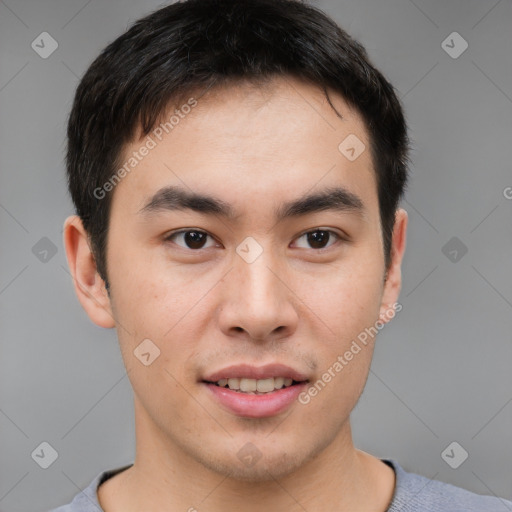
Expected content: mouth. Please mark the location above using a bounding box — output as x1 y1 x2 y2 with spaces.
204 377 305 394
201 364 310 418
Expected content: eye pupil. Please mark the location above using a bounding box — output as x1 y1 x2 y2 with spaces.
307 230 329 249
185 231 206 249
172 229 337 252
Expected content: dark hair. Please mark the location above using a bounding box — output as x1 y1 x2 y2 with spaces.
66 0 409 291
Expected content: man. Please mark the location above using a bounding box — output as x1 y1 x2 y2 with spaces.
52 0 512 510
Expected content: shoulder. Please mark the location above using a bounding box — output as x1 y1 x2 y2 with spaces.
47 464 133 512
385 459 512 512
46 471 102 512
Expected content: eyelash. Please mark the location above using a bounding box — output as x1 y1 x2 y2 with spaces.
163 228 345 252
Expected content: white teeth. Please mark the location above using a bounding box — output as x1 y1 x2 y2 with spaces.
240 378 257 392
256 378 275 393
274 377 285 389
215 377 298 393
227 378 240 390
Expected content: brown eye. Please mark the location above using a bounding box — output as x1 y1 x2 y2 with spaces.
293 229 341 250
165 230 216 250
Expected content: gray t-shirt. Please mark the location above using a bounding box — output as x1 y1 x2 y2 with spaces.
48 459 512 511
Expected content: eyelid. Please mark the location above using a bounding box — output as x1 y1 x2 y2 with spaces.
164 229 220 249
164 228 208 238
294 226 347 241
163 227 348 251
291 228 345 250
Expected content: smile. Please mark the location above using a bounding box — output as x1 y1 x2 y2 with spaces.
209 377 300 394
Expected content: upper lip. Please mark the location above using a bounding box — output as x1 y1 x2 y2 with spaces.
202 364 309 382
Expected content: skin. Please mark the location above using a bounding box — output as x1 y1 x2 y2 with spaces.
64 76 407 512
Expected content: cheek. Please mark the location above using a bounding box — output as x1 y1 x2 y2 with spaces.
296 254 383 400
108 248 196 337
302 258 383 341
109 256 209 397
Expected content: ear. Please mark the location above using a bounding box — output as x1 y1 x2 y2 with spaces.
379 208 407 323
62 215 115 328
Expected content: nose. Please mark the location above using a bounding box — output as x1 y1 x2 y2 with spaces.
217 248 299 343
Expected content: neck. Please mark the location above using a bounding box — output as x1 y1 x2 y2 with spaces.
98 402 395 512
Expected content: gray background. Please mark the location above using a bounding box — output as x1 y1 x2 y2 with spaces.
1 0 511 511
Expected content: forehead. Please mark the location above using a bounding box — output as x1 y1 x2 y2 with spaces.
110 76 377 220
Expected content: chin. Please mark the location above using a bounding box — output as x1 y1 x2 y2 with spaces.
201 451 306 482
187 435 330 483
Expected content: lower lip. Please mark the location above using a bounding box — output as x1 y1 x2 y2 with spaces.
203 382 308 418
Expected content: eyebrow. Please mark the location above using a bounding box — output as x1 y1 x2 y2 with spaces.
137 185 365 222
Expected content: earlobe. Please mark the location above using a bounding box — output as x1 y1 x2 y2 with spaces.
62 215 116 329
379 208 408 323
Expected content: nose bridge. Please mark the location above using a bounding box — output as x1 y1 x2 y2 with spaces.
218 239 298 340
235 245 282 311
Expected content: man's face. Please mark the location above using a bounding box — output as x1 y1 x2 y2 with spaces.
76 77 405 480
